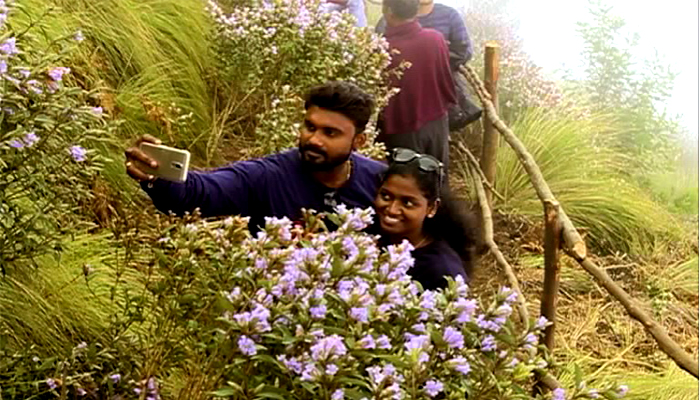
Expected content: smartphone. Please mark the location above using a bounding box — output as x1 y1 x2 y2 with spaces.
137 142 190 183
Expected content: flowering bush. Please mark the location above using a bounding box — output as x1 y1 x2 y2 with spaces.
207 0 394 158
0 2 114 272
142 207 626 399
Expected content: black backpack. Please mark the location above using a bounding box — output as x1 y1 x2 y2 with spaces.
448 72 482 131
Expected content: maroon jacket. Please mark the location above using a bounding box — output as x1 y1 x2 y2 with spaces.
382 20 456 136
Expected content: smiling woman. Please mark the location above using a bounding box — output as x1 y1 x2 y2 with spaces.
373 148 481 289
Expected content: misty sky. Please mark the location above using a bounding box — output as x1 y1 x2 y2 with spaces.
441 0 699 142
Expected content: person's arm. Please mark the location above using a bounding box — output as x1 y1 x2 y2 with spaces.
448 11 473 69
125 135 268 218
141 160 267 218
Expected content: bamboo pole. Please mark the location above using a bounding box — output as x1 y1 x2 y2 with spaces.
540 200 561 351
479 42 500 208
459 63 699 379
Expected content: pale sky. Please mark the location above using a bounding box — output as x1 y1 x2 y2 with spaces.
440 0 699 142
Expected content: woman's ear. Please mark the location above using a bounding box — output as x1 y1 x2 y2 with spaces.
427 198 440 218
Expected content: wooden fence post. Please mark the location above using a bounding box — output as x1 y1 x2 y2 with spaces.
479 42 500 208
540 200 561 350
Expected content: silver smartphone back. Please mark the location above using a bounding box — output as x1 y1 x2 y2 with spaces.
138 142 191 183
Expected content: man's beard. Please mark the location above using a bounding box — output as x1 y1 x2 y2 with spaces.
298 142 352 172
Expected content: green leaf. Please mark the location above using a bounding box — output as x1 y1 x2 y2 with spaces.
211 387 236 397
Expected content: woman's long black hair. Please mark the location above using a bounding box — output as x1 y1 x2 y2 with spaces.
381 160 481 279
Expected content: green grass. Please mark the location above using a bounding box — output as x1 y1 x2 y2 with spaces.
645 169 699 216
0 232 145 355
457 105 688 255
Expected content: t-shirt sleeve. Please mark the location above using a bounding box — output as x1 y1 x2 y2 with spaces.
141 159 270 218
448 10 472 68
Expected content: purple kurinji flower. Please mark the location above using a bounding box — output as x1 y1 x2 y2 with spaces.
265 216 293 241
481 335 497 352
523 332 538 350
404 334 430 351
349 307 368 323
588 389 600 398
310 335 346 361
331 389 344 400
535 316 549 330
0 59 6 74
70 145 87 162
448 356 471 375
418 352 430 364
0 37 18 55
358 334 375 349
310 304 327 319
24 132 39 147
376 334 391 349
48 67 71 82
278 355 303 374
238 335 257 356
26 79 42 94
9 139 23 148
91 106 103 116
423 380 443 397
552 388 566 400
325 364 339 376
443 326 465 349
77 387 87 396
46 378 58 389
110 373 121 383
74 30 85 42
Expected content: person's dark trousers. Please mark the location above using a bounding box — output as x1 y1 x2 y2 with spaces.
378 114 450 169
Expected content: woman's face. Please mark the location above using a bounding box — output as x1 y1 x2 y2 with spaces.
374 174 436 239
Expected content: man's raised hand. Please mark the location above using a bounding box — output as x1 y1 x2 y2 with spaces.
124 134 161 182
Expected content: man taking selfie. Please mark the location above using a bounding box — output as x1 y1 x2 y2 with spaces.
124 81 386 232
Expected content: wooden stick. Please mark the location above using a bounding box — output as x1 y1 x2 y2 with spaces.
459 63 699 379
540 200 561 351
479 43 500 208
465 158 530 326
457 141 506 202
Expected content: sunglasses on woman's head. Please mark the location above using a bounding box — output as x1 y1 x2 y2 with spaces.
390 148 443 175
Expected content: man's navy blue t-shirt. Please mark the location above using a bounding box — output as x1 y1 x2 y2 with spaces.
142 149 387 231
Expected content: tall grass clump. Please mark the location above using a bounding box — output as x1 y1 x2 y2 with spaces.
0 233 143 355
456 105 686 255
55 0 214 151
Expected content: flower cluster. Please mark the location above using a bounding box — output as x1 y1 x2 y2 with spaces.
207 0 395 158
0 1 112 269
149 206 627 399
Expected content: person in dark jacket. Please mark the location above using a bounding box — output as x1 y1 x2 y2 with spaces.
373 148 479 290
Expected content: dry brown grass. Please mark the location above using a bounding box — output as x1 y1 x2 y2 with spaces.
470 210 698 382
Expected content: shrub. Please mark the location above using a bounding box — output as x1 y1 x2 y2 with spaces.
0 2 114 272
138 207 625 399
208 0 395 158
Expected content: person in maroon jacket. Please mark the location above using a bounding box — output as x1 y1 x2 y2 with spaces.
378 0 456 168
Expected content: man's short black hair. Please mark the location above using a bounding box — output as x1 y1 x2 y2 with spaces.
304 81 375 134
383 0 419 20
